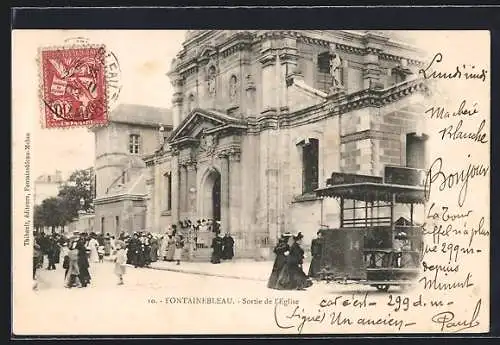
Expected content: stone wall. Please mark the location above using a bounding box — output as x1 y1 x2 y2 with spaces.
94 198 147 235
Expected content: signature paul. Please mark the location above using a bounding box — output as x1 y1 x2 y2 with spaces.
431 299 481 332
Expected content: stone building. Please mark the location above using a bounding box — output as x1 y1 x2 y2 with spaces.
142 30 429 261
34 170 64 205
93 30 429 260
92 104 172 235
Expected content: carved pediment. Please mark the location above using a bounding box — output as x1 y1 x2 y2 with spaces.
168 108 247 147
198 45 217 61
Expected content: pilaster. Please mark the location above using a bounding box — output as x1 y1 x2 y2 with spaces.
186 162 198 219
228 150 242 236
171 153 180 224
179 164 187 218
259 41 278 113
218 153 230 232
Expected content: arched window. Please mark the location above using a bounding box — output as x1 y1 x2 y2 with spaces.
229 75 238 102
301 138 319 194
164 172 172 211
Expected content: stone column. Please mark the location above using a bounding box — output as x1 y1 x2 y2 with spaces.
186 162 197 219
228 150 241 237
218 153 230 232
171 153 180 225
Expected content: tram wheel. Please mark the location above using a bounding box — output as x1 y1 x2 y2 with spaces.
375 284 390 292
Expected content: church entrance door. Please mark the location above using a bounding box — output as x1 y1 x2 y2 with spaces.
202 168 221 222
212 173 221 222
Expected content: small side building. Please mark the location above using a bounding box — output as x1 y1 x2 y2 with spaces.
91 104 172 236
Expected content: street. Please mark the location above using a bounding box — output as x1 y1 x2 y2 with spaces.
19 261 407 335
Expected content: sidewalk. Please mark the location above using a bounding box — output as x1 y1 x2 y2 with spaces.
147 259 312 282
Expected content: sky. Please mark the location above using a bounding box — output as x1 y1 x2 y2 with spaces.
14 30 187 180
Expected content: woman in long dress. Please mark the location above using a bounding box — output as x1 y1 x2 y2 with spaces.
77 240 91 287
308 231 323 278
166 235 176 261
150 236 158 263
267 233 292 289
173 234 184 265
160 235 169 261
87 235 100 263
65 241 80 288
276 232 313 290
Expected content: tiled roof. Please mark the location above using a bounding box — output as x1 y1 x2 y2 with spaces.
110 104 173 128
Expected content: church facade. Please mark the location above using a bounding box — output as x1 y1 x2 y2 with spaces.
145 30 429 260
93 30 429 261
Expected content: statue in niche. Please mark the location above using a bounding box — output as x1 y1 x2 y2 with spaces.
329 52 342 88
207 66 217 96
229 75 238 102
328 43 343 89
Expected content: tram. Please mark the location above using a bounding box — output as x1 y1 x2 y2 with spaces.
314 166 426 292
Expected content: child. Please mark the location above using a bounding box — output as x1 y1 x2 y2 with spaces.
114 240 127 285
98 245 105 263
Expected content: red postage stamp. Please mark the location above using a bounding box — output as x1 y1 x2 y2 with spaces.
39 45 108 128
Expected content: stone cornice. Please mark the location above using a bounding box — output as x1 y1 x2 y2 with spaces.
340 129 401 144
215 144 241 159
245 78 428 133
94 193 146 204
171 30 425 78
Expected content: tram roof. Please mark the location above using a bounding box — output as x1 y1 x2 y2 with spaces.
315 182 426 204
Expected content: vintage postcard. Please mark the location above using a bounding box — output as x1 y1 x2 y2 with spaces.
12 30 490 335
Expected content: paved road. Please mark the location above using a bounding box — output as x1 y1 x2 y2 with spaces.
17 262 405 335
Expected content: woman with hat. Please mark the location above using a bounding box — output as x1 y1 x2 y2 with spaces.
276 232 313 290
65 241 81 288
267 232 292 289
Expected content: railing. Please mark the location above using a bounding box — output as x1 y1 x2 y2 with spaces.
342 216 392 227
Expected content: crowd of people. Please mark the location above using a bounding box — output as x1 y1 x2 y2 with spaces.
33 232 105 289
33 218 330 292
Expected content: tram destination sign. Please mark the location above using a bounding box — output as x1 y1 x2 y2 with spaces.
326 172 383 186
384 166 426 187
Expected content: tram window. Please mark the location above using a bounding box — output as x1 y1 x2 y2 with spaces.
302 138 319 194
